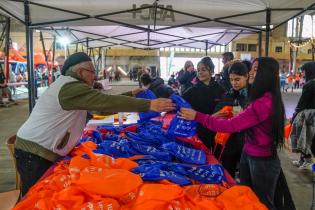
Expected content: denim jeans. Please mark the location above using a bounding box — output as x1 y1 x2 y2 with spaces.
14 149 53 197
240 151 281 210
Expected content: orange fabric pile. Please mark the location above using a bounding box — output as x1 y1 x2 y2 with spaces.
14 141 267 210
214 106 234 146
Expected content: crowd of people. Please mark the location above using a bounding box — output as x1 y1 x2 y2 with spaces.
280 70 304 92
4 50 314 210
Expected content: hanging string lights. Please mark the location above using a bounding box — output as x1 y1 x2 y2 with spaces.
288 37 314 48
288 14 314 49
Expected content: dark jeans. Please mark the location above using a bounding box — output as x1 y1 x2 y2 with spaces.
240 151 281 210
221 151 242 178
14 149 53 197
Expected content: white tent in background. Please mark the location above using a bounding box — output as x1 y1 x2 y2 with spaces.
0 0 314 111
0 0 314 50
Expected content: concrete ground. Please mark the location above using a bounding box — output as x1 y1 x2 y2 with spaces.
0 82 313 210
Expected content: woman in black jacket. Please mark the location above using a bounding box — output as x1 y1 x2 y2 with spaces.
292 61 315 159
178 60 197 95
214 61 249 177
293 62 315 117
183 57 225 149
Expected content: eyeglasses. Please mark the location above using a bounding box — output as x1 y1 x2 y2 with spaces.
80 67 95 74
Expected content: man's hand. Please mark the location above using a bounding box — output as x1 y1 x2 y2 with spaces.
0 80 7 87
93 82 104 90
132 88 144 96
150 98 175 112
179 108 197 120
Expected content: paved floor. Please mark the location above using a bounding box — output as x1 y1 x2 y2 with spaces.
0 83 312 210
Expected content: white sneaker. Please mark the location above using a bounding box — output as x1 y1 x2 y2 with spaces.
292 160 303 167
298 161 313 170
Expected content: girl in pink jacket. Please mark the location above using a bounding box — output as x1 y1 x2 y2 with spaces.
180 57 285 210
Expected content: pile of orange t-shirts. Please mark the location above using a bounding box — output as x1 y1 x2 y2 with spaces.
13 141 267 210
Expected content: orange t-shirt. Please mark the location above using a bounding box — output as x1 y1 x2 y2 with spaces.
295 75 300 81
287 76 293 83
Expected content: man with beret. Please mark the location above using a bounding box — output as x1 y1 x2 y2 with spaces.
15 52 175 196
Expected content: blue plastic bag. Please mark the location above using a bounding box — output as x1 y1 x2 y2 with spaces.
136 90 160 122
79 130 103 144
94 139 137 158
132 164 191 186
167 94 196 138
133 155 171 166
185 164 226 184
170 94 192 111
104 133 123 141
79 136 98 144
171 164 226 184
125 131 161 145
130 141 172 161
162 142 207 164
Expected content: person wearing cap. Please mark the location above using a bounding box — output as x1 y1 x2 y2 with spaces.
182 56 225 150
15 52 175 196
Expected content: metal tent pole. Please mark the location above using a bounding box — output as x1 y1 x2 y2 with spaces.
24 0 36 113
86 38 89 54
312 43 315 61
52 35 56 70
205 42 209 56
4 17 10 83
258 32 262 57
39 31 51 85
265 8 271 56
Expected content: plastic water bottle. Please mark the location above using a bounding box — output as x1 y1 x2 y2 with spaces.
118 112 123 125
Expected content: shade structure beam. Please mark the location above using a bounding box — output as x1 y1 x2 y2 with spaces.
0 5 25 24
39 31 49 72
153 5 264 32
29 1 90 17
4 17 10 83
265 8 271 56
272 3 315 30
0 19 7 49
258 31 262 57
24 0 36 113
0 0 313 52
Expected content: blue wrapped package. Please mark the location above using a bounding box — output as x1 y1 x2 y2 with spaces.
171 164 226 184
170 94 192 111
79 130 103 144
92 130 103 142
136 90 160 122
162 142 207 165
94 139 137 158
185 164 226 184
167 94 196 138
133 155 170 166
132 164 191 186
104 133 123 141
125 131 160 145
79 136 98 144
130 141 173 161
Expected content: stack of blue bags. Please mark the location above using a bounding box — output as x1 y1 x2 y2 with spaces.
79 93 226 186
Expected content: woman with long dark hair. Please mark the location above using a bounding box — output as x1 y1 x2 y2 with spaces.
180 57 285 210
